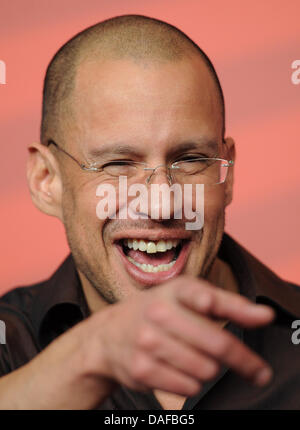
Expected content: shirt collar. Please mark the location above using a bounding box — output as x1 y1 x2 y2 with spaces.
33 232 300 349
219 233 300 318
32 254 90 349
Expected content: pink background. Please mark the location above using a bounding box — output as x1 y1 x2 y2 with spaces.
0 0 299 294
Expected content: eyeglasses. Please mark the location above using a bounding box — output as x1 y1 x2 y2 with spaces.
47 139 234 185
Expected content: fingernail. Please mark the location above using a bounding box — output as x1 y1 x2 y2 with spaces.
254 367 273 386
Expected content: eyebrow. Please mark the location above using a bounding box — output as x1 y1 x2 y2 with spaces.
166 140 219 157
87 143 144 159
86 138 219 159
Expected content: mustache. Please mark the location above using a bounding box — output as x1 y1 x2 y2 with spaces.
103 218 196 238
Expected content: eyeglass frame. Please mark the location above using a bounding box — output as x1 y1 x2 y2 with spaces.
46 139 234 185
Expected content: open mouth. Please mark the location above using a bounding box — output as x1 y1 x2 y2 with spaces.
114 237 191 285
123 238 182 272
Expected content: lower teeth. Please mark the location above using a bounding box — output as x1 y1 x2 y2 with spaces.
127 256 176 273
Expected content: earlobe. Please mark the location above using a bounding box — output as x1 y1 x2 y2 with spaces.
27 142 63 220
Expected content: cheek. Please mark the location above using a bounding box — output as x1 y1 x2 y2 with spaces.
63 182 105 243
203 184 226 225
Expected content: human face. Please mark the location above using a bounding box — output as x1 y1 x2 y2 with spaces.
58 55 234 304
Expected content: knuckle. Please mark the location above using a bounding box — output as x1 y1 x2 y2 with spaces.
176 281 201 298
196 290 213 311
130 352 154 382
144 301 171 324
176 288 193 305
202 361 220 380
212 335 235 358
187 380 202 397
136 325 160 351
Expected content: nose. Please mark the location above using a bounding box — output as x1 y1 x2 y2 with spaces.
143 165 181 221
145 165 172 186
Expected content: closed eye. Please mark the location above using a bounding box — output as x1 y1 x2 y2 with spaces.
102 160 135 168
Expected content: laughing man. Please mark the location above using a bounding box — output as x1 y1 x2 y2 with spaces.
0 15 299 410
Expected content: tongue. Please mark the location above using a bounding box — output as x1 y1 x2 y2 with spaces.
127 249 176 265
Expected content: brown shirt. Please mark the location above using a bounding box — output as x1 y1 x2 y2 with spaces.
0 232 299 409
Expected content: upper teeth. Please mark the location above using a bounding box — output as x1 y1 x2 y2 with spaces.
124 239 180 253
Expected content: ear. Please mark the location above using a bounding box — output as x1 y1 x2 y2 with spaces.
223 136 236 207
27 142 63 220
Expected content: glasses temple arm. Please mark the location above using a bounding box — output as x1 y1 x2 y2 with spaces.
47 139 89 170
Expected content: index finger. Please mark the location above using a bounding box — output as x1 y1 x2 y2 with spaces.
174 277 275 328
146 301 273 387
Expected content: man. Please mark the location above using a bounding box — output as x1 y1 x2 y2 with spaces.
0 14 299 410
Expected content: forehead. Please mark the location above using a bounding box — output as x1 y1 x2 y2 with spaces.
68 56 223 155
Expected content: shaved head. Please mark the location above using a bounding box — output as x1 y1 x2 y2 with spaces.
40 14 225 145
32 14 235 307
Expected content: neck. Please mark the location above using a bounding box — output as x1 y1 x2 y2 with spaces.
78 271 109 314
